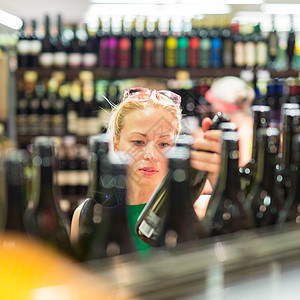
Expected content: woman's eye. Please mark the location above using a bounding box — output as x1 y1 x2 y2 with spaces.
132 140 145 146
160 142 171 148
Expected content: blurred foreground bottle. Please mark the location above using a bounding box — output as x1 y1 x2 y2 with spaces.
241 105 271 195
202 132 254 237
4 149 29 233
24 137 72 256
246 128 283 227
136 147 200 247
277 134 300 224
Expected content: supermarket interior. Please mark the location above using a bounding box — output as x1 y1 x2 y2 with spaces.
0 0 300 299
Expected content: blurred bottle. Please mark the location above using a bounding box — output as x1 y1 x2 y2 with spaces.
118 18 132 68
16 78 29 135
28 19 42 68
132 17 144 68
277 134 300 224
136 147 200 247
53 14 68 68
165 19 178 68
76 145 89 196
209 17 223 68
233 22 245 68
36 80 50 135
153 19 166 68
187 19 199 68
254 23 268 68
287 14 296 68
221 18 234 68
202 132 254 237
17 19 30 68
241 105 271 196
107 17 119 68
82 23 98 68
243 24 256 68
24 137 72 256
68 24 83 68
79 152 135 261
98 18 109 68
142 18 155 68
198 18 211 68
268 15 279 69
246 128 283 227
67 79 81 135
4 149 29 233
39 15 54 68
287 78 300 104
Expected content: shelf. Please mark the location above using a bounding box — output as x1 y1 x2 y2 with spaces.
17 134 88 147
15 67 299 80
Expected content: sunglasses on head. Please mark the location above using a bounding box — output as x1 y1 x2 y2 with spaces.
121 88 181 107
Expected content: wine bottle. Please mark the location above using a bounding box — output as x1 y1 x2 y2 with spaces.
153 19 166 68
287 78 300 104
268 15 278 68
142 18 155 68
16 78 29 135
198 18 211 68
246 128 284 227
4 149 28 233
26 72 39 135
28 19 42 68
78 152 135 261
277 134 300 224
287 14 296 67
53 14 68 68
165 19 178 68
221 17 233 68
68 24 83 68
82 23 98 68
39 15 54 68
187 19 199 68
67 79 81 135
107 17 119 68
98 18 109 68
24 137 72 255
233 22 245 68
136 147 200 247
243 24 256 67
254 23 268 67
241 105 271 196
202 132 254 237
119 18 132 68
132 17 144 68
17 19 30 68
209 18 223 68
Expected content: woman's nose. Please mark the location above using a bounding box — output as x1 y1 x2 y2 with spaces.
144 142 158 161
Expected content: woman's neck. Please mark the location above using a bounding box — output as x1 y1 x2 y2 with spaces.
126 182 156 205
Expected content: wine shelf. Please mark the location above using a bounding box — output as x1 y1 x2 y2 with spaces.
15 67 300 80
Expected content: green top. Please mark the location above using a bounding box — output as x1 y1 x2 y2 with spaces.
127 203 152 256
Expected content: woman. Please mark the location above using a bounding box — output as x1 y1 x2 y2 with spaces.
71 87 222 252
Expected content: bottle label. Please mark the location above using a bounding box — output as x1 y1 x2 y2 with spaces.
245 42 256 66
139 209 161 238
29 40 42 55
256 42 268 66
67 111 77 134
17 40 30 54
87 117 100 135
78 170 89 185
139 220 155 238
54 52 68 68
39 52 54 67
57 170 68 186
82 53 97 68
77 117 86 136
68 170 78 186
68 53 82 68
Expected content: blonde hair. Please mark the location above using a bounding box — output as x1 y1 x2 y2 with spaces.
107 95 182 144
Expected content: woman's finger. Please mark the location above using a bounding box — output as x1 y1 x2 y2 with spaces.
190 150 221 165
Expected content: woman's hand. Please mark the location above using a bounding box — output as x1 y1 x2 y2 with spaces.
191 118 222 189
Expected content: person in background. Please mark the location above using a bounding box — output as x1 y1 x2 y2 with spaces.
71 87 222 253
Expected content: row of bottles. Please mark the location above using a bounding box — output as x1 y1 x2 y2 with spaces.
1 103 300 262
17 14 300 70
15 70 300 138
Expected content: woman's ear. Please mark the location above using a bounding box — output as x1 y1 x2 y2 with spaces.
113 136 119 151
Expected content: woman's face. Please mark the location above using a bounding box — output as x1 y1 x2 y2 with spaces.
114 106 177 189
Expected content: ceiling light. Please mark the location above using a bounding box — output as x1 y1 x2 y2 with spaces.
0 9 23 30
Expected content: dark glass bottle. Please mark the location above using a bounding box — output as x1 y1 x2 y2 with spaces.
165 20 178 68
142 18 155 68
287 14 296 67
241 105 271 196
277 134 300 224
209 21 223 68
246 128 284 227
67 79 81 135
188 19 199 68
78 152 135 261
287 78 300 104
136 147 200 247
153 20 166 68
16 78 29 135
107 17 119 68
82 23 98 68
98 18 109 68
17 19 30 68
202 132 254 237
68 24 83 68
268 15 278 68
4 149 28 233
198 18 211 68
254 23 268 67
53 14 68 68
222 20 234 68
24 137 72 256
39 15 54 68
119 18 132 68
28 19 42 68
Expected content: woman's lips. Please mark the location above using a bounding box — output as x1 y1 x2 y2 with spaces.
139 167 159 176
